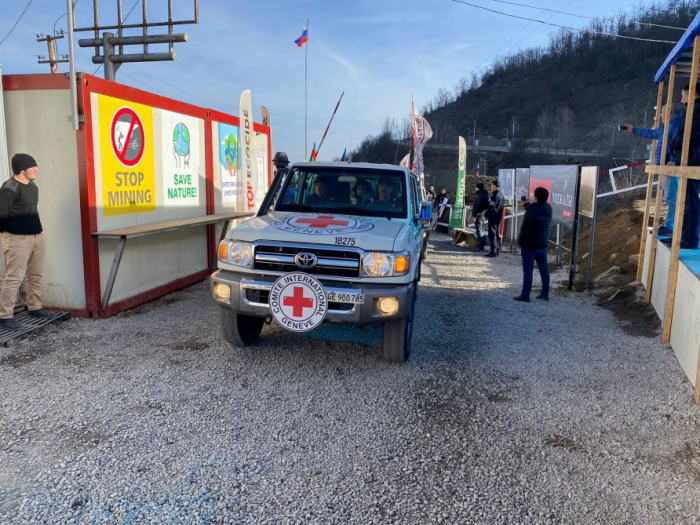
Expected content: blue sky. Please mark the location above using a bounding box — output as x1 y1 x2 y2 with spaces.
1 0 664 162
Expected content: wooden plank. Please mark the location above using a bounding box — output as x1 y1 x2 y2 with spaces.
663 36 700 344
638 81 665 283
93 212 252 239
645 165 700 178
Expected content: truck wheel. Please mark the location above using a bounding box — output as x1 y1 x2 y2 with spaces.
382 284 417 363
220 309 264 346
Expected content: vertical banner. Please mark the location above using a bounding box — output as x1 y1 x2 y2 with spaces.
449 136 467 228
161 111 201 208
239 90 260 213
98 94 156 216
218 122 242 206
515 168 530 202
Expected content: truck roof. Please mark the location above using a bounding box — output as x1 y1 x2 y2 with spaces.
289 161 411 173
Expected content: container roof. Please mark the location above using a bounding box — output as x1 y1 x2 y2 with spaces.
655 10 700 83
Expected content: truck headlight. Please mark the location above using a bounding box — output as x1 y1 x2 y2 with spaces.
218 241 253 268
362 253 393 277
362 251 411 277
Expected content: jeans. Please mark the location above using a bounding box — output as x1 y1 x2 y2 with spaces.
521 246 549 300
681 178 700 248
488 220 501 253
474 215 486 249
663 175 678 230
0 233 45 318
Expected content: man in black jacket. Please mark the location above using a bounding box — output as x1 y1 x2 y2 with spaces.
666 83 700 250
0 154 53 330
471 182 489 251
514 187 553 302
485 180 504 257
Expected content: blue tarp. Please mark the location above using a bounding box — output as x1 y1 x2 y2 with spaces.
655 10 700 84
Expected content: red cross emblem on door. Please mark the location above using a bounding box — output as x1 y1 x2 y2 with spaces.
282 286 314 318
295 216 350 229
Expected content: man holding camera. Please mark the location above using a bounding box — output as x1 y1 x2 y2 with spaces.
622 104 682 236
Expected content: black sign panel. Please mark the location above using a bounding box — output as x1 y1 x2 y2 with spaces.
528 165 579 228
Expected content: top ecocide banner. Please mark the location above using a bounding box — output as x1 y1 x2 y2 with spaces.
96 94 203 217
529 165 579 228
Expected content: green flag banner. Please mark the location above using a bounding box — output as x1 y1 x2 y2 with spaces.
449 136 467 228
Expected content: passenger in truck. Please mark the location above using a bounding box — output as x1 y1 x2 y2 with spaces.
306 177 335 206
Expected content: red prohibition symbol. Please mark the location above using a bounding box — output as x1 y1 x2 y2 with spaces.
110 107 145 167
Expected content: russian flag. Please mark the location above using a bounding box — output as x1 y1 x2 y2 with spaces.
295 25 309 47
341 148 347 162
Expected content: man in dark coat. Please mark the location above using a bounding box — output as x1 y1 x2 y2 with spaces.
514 187 553 302
471 182 489 252
667 83 700 250
485 179 504 257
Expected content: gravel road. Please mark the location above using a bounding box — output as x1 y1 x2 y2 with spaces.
1 233 699 524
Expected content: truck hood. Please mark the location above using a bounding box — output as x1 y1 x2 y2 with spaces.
228 212 408 252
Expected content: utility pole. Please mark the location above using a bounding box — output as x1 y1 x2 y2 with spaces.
473 119 477 146
36 32 69 73
512 117 516 149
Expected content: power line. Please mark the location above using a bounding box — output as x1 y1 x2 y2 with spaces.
0 0 33 46
490 0 685 30
451 0 678 43
54 0 79 36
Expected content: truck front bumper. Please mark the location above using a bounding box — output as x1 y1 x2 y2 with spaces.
211 270 414 325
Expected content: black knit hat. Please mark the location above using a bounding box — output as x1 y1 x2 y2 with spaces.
11 154 37 175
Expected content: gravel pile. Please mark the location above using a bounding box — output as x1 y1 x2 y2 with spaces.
1 233 699 524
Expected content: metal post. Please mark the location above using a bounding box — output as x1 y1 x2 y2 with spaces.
586 197 598 291
556 224 562 264
67 0 79 131
103 32 116 81
305 20 309 160
568 167 583 290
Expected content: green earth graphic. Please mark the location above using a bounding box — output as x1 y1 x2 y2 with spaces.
173 123 191 168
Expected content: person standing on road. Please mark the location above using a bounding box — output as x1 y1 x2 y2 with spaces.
471 182 489 252
668 83 700 250
485 179 504 257
0 154 52 330
514 187 553 302
622 104 682 236
426 185 436 203
433 188 449 231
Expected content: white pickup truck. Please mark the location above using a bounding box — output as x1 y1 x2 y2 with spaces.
211 162 427 362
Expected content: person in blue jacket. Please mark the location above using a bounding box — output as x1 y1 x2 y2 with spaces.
623 104 682 236
485 179 505 257
514 187 553 302
667 83 700 250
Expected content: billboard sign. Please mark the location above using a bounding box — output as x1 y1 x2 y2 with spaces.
529 165 579 228
98 95 156 216
161 110 200 208
579 166 599 219
218 122 242 206
515 168 530 202
498 169 514 201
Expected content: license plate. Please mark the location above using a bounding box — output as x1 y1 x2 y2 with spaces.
327 291 365 304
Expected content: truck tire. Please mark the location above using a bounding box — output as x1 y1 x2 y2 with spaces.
220 309 264 346
382 283 417 363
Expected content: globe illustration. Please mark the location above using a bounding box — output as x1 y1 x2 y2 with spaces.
173 123 191 157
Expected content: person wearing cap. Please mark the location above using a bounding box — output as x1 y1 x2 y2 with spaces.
0 154 52 330
471 182 489 252
375 176 399 207
622 104 682 236
485 179 505 257
306 176 336 206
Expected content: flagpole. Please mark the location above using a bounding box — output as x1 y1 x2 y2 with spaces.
305 19 309 161
316 91 344 157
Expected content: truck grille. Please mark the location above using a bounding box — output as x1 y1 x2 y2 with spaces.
253 244 361 278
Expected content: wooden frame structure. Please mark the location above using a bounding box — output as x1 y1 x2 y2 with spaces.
638 16 700 404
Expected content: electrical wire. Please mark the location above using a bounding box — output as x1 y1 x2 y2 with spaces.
490 0 685 30
0 0 33 46
451 0 677 43
54 0 78 36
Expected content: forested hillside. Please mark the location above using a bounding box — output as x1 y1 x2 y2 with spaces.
350 0 699 190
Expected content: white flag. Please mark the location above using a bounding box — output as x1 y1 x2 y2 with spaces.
239 90 261 213
399 152 410 168
410 101 433 175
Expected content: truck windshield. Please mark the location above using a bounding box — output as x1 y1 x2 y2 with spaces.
276 167 407 219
